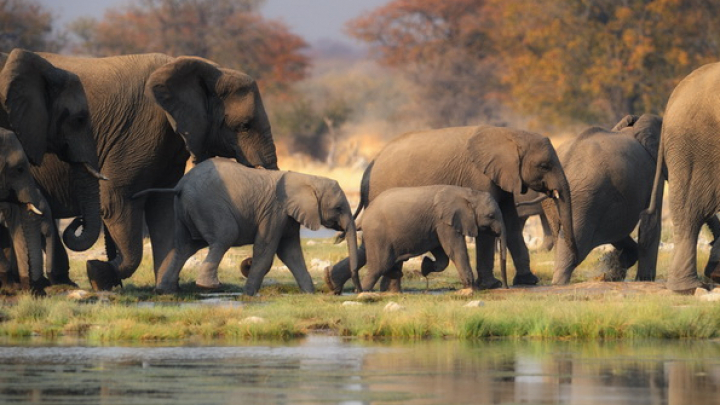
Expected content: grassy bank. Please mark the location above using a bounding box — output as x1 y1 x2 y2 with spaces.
1 291 719 342
0 236 716 343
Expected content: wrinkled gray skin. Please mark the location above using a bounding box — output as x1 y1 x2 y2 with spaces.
0 49 102 285
326 125 577 294
543 114 663 284
648 62 720 291
136 158 358 296
354 185 507 292
29 53 278 290
0 128 51 294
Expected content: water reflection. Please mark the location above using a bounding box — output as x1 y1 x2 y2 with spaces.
0 337 719 404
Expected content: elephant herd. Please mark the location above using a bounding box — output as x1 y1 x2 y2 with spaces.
0 47 719 296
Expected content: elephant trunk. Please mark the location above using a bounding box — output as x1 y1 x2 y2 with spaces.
62 163 102 251
554 183 578 263
499 221 508 289
340 213 360 293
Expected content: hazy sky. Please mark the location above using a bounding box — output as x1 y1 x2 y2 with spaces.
39 0 389 46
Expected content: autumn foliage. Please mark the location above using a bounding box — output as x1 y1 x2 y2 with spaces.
69 0 309 94
349 0 720 126
0 0 63 52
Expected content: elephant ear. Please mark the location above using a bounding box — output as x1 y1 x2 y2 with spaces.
0 49 66 165
280 173 322 231
435 190 478 238
146 57 222 161
467 127 522 194
631 114 662 162
611 114 639 131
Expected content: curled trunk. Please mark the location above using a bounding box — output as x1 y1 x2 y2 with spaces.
62 163 102 251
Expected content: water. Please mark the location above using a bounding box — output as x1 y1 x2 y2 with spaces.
0 336 719 404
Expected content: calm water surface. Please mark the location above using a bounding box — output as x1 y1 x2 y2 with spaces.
0 336 719 404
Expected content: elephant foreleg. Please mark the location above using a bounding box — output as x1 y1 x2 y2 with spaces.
45 219 74 286
437 229 475 290
502 202 539 285
475 232 501 289
276 233 314 293
243 237 282 296
637 192 662 281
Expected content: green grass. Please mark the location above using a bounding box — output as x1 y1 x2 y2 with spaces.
0 237 715 342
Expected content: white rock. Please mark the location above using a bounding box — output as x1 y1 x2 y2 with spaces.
67 290 90 300
342 301 362 307
464 300 485 308
240 316 266 324
306 240 317 246
694 288 709 296
383 301 405 312
700 294 720 302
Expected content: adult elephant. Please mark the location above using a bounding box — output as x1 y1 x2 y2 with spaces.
0 49 103 285
325 125 577 293
543 114 663 284
32 53 278 290
648 62 720 292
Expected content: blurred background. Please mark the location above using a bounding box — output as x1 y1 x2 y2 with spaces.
6 0 720 197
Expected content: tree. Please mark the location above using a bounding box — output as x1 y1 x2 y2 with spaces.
69 0 309 94
350 0 720 127
489 0 720 124
0 0 64 52
347 0 503 127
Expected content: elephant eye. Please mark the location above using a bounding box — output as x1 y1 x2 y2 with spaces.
487 213 495 220
70 113 88 128
538 163 552 171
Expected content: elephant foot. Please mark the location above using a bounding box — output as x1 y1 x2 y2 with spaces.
87 260 122 291
196 281 222 290
49 274 79 288
380 275 403 293
240 258 253 278
155 283 179 294
513 272 539 286
477 277 503 290
323 266 344 295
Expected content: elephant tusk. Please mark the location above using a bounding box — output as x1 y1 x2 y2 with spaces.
26 203 43 216
84 163 109 181
553 190 560 200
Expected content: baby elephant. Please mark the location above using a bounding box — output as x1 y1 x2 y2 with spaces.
134 157 359 296
356 185 507 292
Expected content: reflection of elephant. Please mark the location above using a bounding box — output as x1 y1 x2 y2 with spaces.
0 128 50 294
543 114 663 284
29 53 278 290
648 62 720 291
326 125 577 294
0 49 102 284
352 185 506 292
135 158 358 296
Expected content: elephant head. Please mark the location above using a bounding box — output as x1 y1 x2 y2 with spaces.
281 172 360 291
0 49 103 253
0 128 48 293
435 188 508 288
146 57 278 169
468 127 578 261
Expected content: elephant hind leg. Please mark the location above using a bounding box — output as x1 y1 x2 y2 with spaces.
379 262 403 293
196 244 230 290
325 245 367 294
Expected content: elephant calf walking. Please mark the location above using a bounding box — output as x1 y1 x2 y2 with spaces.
334 185 507 293
134 157 359 296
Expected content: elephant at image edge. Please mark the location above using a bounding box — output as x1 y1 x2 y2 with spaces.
0 128 54 294
30 52 278 290
542 114 663 284
0 49 103 285
356 185 507 292
134 158 358 296
648 61 720 292
325 125 578 293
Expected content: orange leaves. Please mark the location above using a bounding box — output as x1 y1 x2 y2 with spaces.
69 0 309 96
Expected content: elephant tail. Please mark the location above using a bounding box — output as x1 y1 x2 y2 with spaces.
334 160 374 244
131 188 179 200
645 127 667 216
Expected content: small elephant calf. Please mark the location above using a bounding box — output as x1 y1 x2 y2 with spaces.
349 185 507 292
134 157 359 295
